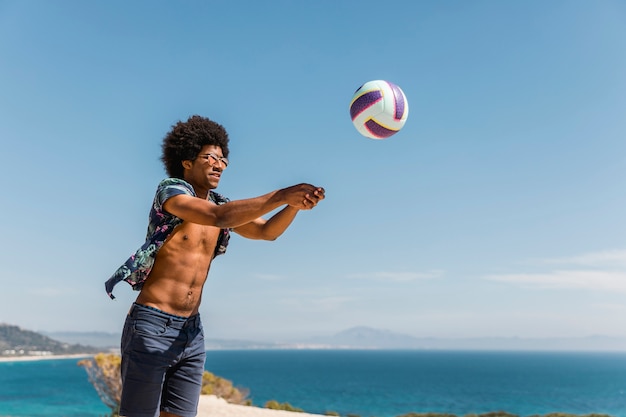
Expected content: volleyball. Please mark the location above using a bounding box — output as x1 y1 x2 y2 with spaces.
349 80 409 139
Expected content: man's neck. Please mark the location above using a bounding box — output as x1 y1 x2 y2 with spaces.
195 188 209 200
186 181 208 200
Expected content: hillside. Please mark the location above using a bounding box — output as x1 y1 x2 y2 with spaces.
0 323 100 357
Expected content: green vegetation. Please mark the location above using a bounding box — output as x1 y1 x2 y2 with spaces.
201 370 251 405
265 399 305 412
78 353 121 416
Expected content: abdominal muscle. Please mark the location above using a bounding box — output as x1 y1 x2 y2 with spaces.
135 221 219 317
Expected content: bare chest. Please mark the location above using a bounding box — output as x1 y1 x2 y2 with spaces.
161 221 221 255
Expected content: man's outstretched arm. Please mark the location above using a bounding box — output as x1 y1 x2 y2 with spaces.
233 205 300 241
163 184 325 229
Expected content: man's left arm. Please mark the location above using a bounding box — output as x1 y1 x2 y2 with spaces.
233 206 301 241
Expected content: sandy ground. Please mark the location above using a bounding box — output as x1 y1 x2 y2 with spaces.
198 395 327 417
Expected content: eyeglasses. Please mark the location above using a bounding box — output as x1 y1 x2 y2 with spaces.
197 153 229 167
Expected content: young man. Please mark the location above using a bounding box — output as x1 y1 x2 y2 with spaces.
105 115 325 417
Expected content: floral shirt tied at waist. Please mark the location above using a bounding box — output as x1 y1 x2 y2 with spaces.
105 178 230 299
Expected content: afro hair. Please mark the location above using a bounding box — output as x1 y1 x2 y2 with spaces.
161 115 230 178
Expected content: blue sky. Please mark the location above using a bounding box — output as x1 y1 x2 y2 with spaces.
1 0 625 343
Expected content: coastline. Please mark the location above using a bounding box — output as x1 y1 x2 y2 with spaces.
198 395 326 417
0 353 94 363
0 354 623 417
0 356 325 417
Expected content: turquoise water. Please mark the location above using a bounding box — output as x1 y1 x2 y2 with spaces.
0 357 110 416
206 350 626 417
1 350 626 417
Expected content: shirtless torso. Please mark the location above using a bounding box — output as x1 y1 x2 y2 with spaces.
135 220 218 317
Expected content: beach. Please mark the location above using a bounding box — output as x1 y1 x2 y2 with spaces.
198 395 326 417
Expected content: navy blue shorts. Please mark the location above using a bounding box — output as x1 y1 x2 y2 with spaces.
119 303 206 417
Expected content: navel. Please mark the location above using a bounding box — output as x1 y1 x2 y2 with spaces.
183 235 189 240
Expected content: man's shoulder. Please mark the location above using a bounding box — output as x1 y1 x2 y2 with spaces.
158 177 194 189
156 178 196 196
155 178 230 203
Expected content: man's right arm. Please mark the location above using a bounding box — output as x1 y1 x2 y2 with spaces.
162 183 324 229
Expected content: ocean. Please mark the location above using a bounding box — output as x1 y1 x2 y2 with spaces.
1 350 625 417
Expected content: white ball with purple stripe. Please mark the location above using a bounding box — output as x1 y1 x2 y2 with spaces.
349 80 409 139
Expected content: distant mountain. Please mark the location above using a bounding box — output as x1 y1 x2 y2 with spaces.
43 331 121 349
301 326 626 351
30 325 626 352
207 326 626 351
305 326 423 349
0 324 101 357
335 326 420 347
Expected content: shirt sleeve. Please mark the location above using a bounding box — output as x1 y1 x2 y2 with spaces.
154 178 196 212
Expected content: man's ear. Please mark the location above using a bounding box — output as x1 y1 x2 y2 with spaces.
182 160 193 170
